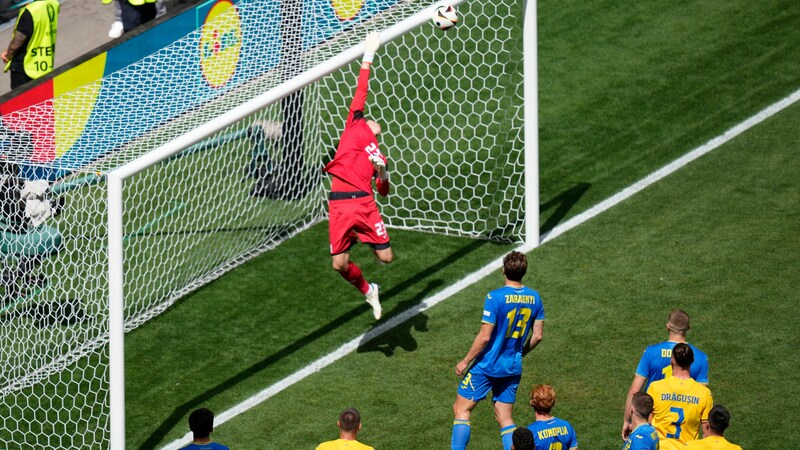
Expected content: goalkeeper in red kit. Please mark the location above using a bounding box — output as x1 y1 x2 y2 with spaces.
324 33 392 321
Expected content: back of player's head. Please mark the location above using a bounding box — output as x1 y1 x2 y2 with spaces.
631 392 654 420
511 427 535 450
530 384 556 415
338 407 361 433
667 309 690 334
503 251 528 282
188 408 214 439
707 404 732 434
671 342 694 369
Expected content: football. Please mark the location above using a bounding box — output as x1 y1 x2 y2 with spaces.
432 4 458 31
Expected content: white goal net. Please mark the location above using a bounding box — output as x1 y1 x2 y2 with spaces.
0 0 526 447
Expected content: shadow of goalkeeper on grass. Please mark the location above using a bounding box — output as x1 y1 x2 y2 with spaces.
138 180 592 447
356 280 439 357
137 240 488 450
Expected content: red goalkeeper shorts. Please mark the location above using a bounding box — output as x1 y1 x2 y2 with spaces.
328 193 390 255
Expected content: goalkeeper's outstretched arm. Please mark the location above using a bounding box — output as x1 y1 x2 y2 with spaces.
350 33 381 116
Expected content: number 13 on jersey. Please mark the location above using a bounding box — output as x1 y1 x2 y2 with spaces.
505 308 532 338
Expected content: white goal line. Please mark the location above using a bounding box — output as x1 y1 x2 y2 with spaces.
161 85 800 450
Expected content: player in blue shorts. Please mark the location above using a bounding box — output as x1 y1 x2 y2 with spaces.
622 392 659 450
622 309 709 440
451 251 545 450
526 384 578 450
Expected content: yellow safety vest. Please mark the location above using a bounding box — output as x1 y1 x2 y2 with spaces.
9 0 59 79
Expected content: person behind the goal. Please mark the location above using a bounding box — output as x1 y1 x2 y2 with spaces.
323 32 392 320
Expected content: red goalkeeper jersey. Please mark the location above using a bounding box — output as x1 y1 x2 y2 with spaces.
324 67 388 195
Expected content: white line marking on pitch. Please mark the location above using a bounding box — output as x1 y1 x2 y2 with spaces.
162 86 800 449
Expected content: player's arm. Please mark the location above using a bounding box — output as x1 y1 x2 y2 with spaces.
455 322 494 377
522 320 544 357
349 65 371 116
698 392 713 438
621 374 647 440
349 33 381 117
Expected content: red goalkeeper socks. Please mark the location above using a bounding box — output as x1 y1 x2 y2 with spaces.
340 261 370 294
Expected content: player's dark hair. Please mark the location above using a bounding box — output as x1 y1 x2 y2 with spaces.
707 404 732 434
631 392 654 420
672 342 694 369
503 251 527 282
512 427 535 450
188 408 214 439
667 309 690 334
530 384 556 415
338 407 361 433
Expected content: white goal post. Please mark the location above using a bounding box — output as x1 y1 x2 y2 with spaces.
0 0 538 447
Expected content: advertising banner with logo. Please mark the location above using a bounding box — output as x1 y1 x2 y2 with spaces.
0 0 402 180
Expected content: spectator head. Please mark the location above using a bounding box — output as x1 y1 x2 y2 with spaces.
671 342 694 370
706 404 732 435
631 392 654 421
529 384 556 415
188 408 215 439
511 427 535 450
667 310 690 335
338 407 362 433
503 251 528 282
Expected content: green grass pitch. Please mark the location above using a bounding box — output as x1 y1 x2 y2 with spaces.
5 0 800 448
139 0 800 448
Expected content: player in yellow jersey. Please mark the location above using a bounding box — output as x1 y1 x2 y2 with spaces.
646 343 713 450
622 310 709 441
685 405 742 450
316 408 374 450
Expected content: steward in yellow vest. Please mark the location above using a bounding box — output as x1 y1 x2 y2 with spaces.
1 0 60 89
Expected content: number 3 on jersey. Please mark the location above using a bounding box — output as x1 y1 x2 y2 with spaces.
666 406 684 439
505 308 532 338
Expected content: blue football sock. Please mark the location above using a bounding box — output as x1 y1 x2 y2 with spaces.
451 419 471 450
500 424 516 450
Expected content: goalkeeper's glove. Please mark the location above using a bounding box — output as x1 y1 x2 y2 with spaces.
369 154 388 180
363 32 381 64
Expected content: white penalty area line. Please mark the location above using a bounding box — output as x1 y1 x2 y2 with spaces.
162 86 800 449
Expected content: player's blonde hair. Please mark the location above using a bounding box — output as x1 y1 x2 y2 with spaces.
667 309 690 334
530 384 556 414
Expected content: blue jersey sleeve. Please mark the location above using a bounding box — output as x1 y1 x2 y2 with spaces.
568 423 578 448
534 292 545 321
634 347 650 378
482 292 497 325
689 344 709 384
